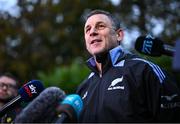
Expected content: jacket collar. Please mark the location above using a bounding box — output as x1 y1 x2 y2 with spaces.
86 45 128 70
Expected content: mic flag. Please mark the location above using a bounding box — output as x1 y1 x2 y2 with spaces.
18 80 44 102
55 94 83 123
135 35 174 56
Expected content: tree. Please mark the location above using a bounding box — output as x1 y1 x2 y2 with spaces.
0 0 178 85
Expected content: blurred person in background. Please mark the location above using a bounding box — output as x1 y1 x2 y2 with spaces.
76 9 180 122
0 72 20 123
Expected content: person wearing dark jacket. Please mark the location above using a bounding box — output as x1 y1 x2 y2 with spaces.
0 72 21 123
76 9 180 122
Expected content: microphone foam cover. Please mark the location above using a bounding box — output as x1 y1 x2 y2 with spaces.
15 87 65 123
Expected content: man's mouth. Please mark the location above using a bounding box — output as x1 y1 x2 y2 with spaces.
91 39 102 44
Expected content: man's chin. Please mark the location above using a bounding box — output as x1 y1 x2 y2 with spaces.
92 49 106 56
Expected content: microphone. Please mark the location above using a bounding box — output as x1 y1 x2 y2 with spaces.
135 35 175 56
0 80 44 117
55 94 83 123
15 87 66 123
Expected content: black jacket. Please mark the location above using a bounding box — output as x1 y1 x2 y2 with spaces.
76 45 180 123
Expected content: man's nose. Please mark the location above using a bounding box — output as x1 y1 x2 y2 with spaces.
90 27 98 36
2 85 8 90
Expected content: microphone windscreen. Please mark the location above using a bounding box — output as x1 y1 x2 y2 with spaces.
15 87 66 123
135 35 164 56
18 80 44 102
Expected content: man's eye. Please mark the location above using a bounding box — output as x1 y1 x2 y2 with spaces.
97 24 106 30
85 28 90 33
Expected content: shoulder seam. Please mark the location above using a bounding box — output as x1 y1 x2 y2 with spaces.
132 58 166 83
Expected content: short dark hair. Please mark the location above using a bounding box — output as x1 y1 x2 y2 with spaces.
84 9 121 30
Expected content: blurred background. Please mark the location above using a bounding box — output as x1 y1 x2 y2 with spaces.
0 0 179 93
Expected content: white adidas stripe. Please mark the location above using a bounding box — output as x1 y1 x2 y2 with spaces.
132 58 166 83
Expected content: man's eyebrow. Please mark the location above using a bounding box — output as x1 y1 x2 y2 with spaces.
96 21 105 24
85 21 105 28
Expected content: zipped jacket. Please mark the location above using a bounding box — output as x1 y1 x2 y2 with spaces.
77 45 180 122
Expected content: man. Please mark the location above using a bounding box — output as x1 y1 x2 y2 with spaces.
0 73 20 123
76 9 180 122
0 73 18 108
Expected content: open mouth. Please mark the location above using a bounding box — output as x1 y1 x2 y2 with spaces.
91 39 102 44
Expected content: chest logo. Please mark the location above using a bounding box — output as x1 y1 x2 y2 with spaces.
108 76 124 90
161 94 178 101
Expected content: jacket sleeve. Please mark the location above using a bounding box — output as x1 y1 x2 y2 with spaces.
158 69 180 122
141 63 161 121
143 62 180 122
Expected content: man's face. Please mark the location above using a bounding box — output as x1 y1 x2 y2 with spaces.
84 14 120 56
0 76 17 101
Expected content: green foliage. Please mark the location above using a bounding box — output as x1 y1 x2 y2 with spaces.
37 58 90 94
0 0 179 88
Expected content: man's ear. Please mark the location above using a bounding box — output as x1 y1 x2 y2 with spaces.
116 29 124 42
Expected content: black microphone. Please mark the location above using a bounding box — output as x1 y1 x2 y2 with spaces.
0 80 44 117
55 94 83 123
14 87 66 123
135 35 175 56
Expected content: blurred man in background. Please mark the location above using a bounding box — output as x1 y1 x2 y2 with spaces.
0 73 19 107
0 72 20 123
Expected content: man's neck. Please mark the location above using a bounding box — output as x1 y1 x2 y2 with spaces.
95 61 102 77
95 60 102 72
94 51 109 77
91 46 123 77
